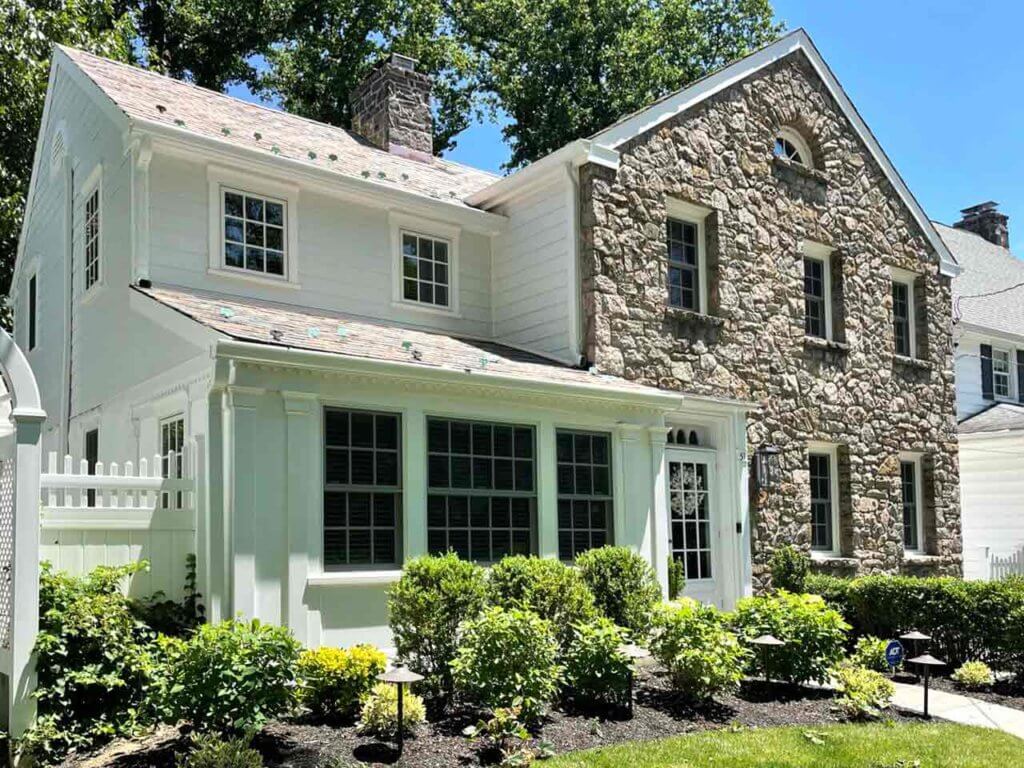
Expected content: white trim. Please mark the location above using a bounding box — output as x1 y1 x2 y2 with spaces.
807 441 841 557
389 211 462 316
207 165 300 286
898 451 925 555
801 240 834 341
665 198 713 315
589 29 959 278
991 345 1016 402
890 266 918 359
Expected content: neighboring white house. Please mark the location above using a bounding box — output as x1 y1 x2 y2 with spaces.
940 205 1024 580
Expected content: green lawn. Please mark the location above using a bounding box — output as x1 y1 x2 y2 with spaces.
546 723 1022 767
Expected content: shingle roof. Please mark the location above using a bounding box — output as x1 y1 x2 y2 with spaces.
134 284 666 395
58 46 497 207
939 222 1024 339
959 403 1024 435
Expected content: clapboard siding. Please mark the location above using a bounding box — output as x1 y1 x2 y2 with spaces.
960 433 1024 580
491 178 576 361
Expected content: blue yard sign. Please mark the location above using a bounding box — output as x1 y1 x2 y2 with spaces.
885 640 905 669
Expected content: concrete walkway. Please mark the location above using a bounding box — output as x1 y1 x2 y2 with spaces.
892 682 1024 739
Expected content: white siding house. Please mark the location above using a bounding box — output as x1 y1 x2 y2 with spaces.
939 215 1024 579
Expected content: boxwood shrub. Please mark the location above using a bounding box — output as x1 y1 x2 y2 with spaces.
576 546 662 635
805 573 1024 669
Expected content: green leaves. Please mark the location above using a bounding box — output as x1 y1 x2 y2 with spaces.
576 546 662 636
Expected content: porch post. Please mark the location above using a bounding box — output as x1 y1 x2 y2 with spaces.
536 417 558 559
283 392 318 645
403 407 428 560
224 386 263 618
648 426 670 597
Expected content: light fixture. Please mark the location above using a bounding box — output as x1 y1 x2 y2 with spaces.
754 445 781 491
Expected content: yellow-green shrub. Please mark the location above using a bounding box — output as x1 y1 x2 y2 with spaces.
834 663 894 720
951 661 994 690
297 645 387 719
357 682 426 737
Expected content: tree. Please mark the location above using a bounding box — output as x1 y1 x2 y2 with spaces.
453 0 782 168
0 0 134 321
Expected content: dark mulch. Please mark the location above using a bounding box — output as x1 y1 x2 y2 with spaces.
926 675 1024 712
67 666 926 768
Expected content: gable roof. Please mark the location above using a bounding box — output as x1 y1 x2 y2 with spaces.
939 222 1024 340
56 46 497 209
589 29 958 278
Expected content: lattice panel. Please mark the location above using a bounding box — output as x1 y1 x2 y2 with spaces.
0 458 14 649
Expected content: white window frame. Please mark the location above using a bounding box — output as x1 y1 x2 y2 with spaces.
27 272 38 352
801 240 834 341
775 127 814 169
81 165 103 299
207 165 300 288
991 345 1015 400
665 198 711 315
808 441 841 557
890 267 917 359
899 452 925 555
389 211 461 316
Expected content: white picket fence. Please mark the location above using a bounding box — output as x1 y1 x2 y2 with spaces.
990 546 1024 580
39 448 197 599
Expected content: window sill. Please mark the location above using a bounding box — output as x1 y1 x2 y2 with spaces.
207 267 301 290
810 553 857 568
772 156 830 184
80 282 105 306
902 552 941 563
665 307 725 328
803 336 849 354
894 355 931 371
391 300 462 319
307 570 403 587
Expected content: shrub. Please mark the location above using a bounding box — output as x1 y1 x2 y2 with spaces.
296 645 387 719
952 661 995 690
770 545 810 593
451 606 562 721
575 546 662 635
133 553 205 637
176 733 262 768
650 599 748 699
805 574 1024 668
834 664 894 720
387 553 487 699
1004 605 1024 677
488 556 597 647
357 682 426 737
850 636 891 674
159 618 301 733
562 617 631 705
463 706 550 767
668 557 686 601
732 591 849 685
23 562 161 764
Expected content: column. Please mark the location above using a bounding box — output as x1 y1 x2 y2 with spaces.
225 386 262 618
403 406 428 560
537 418 558 559
283 392 318 645
648 426 670 596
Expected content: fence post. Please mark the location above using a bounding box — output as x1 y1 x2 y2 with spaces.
979 546 992 582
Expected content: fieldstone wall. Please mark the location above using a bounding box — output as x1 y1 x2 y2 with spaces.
579 52 961 587
350 55 433 157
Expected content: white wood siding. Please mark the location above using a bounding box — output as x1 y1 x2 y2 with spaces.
491 177 577 362
960 433 1024 579
956 332 992 420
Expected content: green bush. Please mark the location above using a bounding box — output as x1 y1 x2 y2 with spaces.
133 553 205 637
387 553 488 699
850 636 890 674
732 591 849 685
562 617 631 705
770 545 810 593
296 645 387 719
951 661 994 690
576 546 662 635
357 682 426 737
651 599 748 699
463 706 550 766
668 557 686 601
23 562 161 764
176 733 263 768
159 618 301 733
451 606 562 721
487 556 597 647
805 574 1024 669
1004 605 1024 677
834 663 894 720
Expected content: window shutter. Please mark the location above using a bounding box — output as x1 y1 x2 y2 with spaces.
1017 350 1024 404
980 343 994 401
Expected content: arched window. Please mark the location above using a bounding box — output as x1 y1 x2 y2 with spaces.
773 127 814 169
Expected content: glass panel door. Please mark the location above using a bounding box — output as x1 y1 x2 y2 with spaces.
667 449 719 605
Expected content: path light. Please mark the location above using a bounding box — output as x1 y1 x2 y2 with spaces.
900 630 931 675
616 643 650 716
907 653 945 718
748 634 786 684
376 665 424 755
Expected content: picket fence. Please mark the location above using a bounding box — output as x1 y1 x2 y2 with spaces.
990 545 1024 580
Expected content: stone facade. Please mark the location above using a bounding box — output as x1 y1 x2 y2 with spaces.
350 54 433 158
579 52 961 587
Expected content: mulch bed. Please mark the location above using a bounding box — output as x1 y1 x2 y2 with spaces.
67 666 927 768
925 675 1024 713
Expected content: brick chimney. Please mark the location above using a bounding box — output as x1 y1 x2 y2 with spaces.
350 54 433 160
954 201 1009 248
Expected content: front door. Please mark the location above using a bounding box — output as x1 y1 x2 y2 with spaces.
666 448 720 607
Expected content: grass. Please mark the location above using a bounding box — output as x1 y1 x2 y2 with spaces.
545 722 1022 767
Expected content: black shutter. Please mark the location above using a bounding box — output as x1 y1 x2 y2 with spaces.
980 343 994 401
1017 350 1024 403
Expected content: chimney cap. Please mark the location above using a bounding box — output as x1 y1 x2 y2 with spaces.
960 201 1001 216
386 53 418 72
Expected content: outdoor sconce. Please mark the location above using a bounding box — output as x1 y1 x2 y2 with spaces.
754 445 782 491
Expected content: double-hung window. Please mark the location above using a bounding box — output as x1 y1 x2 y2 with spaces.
808 445 839 554
160 416 185 510
993 348 1013 398
427 418 535 562
900 455 924 553
556 431 612 560
667 219 700 311
84 186 101 291
401 231 451 308
323 409 402 569
892 282 912 357
223 189 286 277
802 241 834 340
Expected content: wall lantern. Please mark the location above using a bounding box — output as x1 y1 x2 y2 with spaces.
754 445 782 491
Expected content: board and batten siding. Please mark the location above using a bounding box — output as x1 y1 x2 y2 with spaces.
960 433 1024 580
147 153 494 339
491 177 578 363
